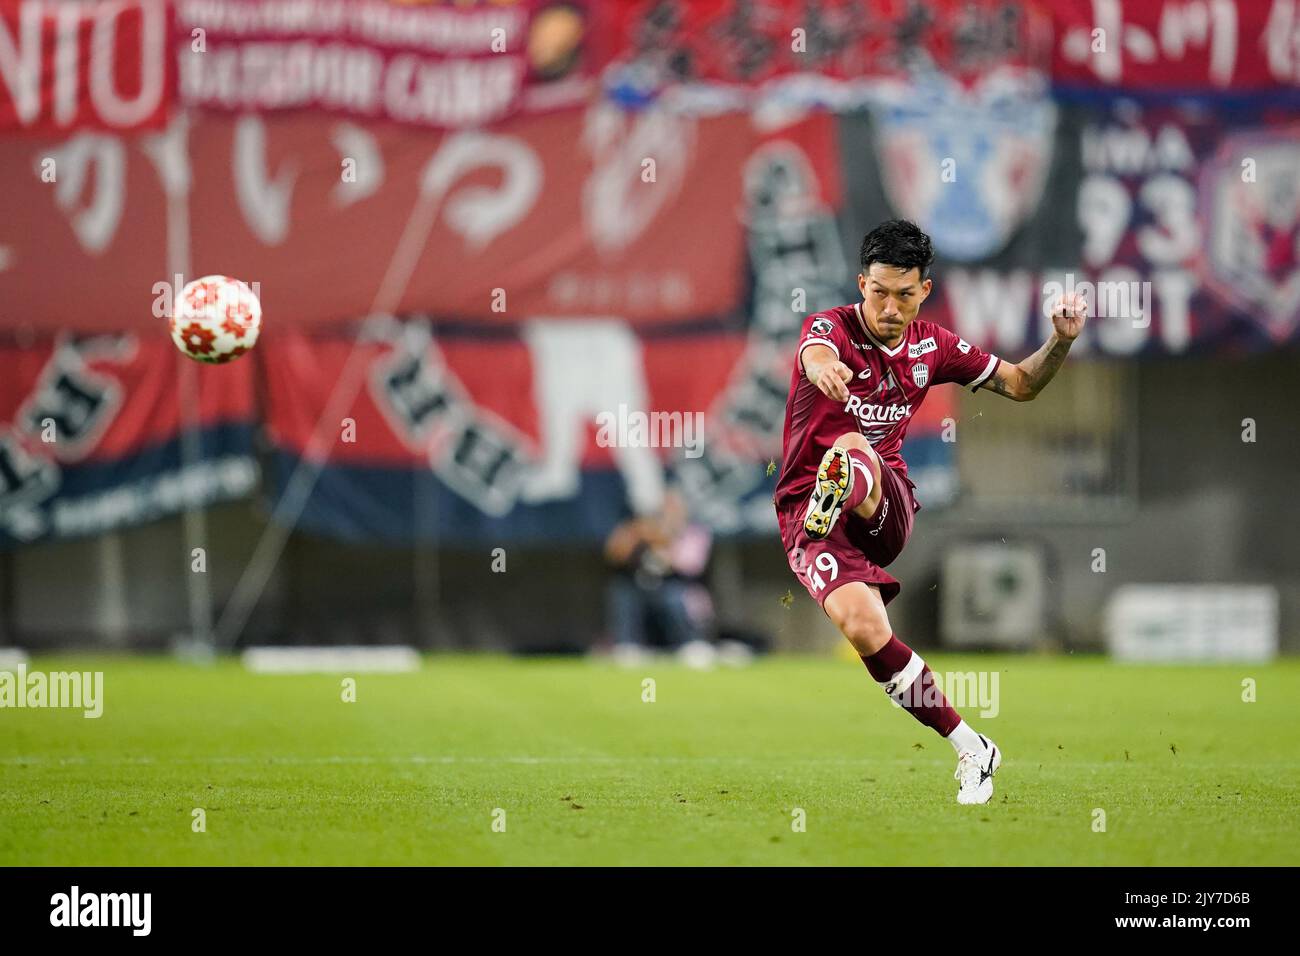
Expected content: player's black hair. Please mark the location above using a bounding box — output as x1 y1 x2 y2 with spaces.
859 219 935 281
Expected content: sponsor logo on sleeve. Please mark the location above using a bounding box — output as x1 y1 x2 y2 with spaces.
957 338 972 354
809 316 835 337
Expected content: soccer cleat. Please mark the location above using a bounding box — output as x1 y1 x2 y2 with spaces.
803 446 853 539
955 735 1001 805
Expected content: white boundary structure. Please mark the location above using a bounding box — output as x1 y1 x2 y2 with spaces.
241 646 421 674
1106 585 1278 662
0 647 31 670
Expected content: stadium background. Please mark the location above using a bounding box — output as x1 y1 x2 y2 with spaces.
1 0 1297 660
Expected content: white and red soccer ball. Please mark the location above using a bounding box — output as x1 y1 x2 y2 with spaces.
169 275 262 364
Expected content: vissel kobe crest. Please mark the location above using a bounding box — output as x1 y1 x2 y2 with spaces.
911 362 929 387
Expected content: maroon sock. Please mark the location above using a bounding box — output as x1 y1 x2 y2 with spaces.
861 635 961 737
841 448 875 511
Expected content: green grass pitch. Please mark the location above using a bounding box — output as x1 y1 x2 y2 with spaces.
2 654 1297 866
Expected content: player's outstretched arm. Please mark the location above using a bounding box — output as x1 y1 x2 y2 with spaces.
802 344 854 402
980 292 1088 402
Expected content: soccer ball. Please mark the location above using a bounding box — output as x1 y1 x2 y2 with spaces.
169 275 262 364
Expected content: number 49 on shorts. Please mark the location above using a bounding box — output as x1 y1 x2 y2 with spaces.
805 551 840 592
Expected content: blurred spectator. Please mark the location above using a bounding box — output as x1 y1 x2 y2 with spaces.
603 490 715 665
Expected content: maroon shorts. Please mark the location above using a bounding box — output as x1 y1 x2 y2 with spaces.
777 458 920 609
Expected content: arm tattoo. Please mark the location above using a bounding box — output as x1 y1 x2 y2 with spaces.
983 372 1017 399
1018 334 1073 399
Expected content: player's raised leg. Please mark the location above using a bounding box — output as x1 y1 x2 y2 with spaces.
802 433 884 540
824 581 1001 804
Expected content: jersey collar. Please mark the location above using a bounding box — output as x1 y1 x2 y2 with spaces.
854 302 908 357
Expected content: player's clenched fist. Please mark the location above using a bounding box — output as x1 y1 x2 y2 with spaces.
804 348 854 402
1049 291 1088 341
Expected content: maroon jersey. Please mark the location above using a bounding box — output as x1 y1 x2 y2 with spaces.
774 303 1002 510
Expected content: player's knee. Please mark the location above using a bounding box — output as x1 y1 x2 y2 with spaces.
834 607 891 656
834 433 881 477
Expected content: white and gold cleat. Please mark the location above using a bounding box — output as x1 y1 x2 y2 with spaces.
802 445 852 540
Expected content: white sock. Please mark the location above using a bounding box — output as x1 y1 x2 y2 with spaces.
947 720 985 756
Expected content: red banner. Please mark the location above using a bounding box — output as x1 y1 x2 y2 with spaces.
175 0 591 128
0 106 839 332
0 0 175 133
1051 0 1300 93
263 327 744 469
0 332 256 545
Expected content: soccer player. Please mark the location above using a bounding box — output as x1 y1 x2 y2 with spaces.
774 219 1087 804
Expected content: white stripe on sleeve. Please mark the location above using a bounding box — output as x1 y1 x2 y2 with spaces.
967 354 1000 391
798 337 840 371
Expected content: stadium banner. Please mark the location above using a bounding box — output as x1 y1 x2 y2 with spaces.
836 94 1300 356
262 321 745 543
0 0 176 133
0 105 838 333
1050 0 1300 96
259 318 959 544
0 333 257 547
597 0 1300 107
174 0 592 128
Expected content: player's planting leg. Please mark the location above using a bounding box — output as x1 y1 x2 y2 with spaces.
802 435 882 539
825 582 1001 805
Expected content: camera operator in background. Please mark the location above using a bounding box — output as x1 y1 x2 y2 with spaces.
603 489 716 667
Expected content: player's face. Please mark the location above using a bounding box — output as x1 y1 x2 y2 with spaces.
858 264 932 343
